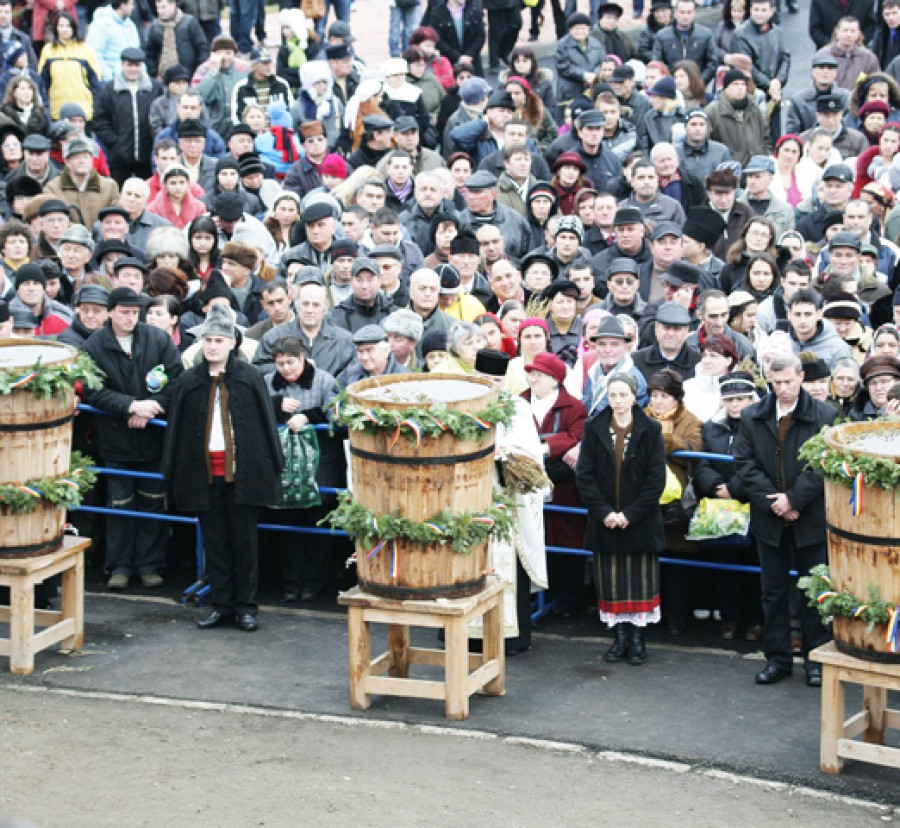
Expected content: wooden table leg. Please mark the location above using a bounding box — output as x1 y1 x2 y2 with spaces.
10 574 35 675
346 607 372 710
388 623 410 678
863 684 887 745
820 665 845 774
482 594 505 696
60 551 84 651
444 616 469 721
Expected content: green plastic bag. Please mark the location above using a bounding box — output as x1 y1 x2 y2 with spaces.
686 498 750 541
276 426 321 509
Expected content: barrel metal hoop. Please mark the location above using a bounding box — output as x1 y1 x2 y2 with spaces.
826 522 900 546
357 575 487 601
0 534 65 558
349 444 494 466
0 413 75 433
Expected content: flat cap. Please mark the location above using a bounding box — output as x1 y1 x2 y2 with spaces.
75 284 110 306
608 257 639 277
107 286 143 310
301 201 333 224
351 257 380 277
829 231 861 251
656 301 693 326
466 169 498 189
23 133 51 152
650 221 683 241
363 114 393 132
369 244 402 261
353 324 388 344
744 155 775 175
120 47 145 62
823 163 853 183
576 109 606 129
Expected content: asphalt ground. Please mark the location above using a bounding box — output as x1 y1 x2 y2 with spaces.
1 576 899 808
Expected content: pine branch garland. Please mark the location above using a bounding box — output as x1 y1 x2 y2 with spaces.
799 564 896 631
0 351 105 398
0 453 98 514
320 493 514 554
799 429 900 492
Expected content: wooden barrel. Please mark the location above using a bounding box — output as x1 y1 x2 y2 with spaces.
824 422 900 663
346 373 499 600
0 339 77 557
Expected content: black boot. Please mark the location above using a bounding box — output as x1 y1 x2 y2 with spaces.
627 626 647 665
604 623 630 662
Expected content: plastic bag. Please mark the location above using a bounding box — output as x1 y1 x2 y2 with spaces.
276 426 321 509
686 498 750 541
659 465 682 505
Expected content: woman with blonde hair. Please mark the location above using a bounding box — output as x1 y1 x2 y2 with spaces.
329 165 381 208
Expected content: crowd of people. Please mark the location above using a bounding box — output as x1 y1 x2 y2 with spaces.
3 0 900 682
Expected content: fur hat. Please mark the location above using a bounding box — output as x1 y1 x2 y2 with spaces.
200 303 237 339
382 308 424 341
144 226 190 264
221 241 259 270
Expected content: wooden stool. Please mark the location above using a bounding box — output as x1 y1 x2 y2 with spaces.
811 641 900 775
0 536 90 675
337 578 505 720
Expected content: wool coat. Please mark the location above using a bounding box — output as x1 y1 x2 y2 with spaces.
161 352 283 511
575 404 667 558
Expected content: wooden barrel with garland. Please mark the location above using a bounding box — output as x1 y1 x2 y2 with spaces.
824 422 900 663
0 340 77 556
345 374 499 600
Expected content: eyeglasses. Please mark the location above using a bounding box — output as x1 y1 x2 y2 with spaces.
609 278 636 286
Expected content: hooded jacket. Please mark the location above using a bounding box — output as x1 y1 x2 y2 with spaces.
86 5 142 81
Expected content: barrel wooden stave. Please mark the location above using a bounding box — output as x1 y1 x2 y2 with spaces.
346 374 499 600
824 423 900 663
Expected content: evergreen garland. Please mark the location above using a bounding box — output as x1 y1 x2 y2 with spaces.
799 429 900 492
799 565 896 631
321 493 514 554
334 389 516 444
0 351 105 398
0 453 98 514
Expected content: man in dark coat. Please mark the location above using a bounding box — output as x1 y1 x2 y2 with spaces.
734 353 838 687
82 286 184 590
632 300 702 380
428 0 486 77
145 0 210 79
650 0 717 82
327 257 398 333
92 48 163 184
162 304 283 632
809 0 876 50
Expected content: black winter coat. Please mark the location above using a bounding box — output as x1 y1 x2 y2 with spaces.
430 1 486 78
651 24 718 82
575 405 667 558
92 74 163 169
692 415 749 501
733 389 837 548
161 353 283 511
809 0 876 50
144 13 210 79
82 322 184 463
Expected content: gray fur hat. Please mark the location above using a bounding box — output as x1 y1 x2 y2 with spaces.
382 308 424 341
200 303 236 340
144 226 191 264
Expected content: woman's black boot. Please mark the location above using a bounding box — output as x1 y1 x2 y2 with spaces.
604 623 630 662
627 626 647 665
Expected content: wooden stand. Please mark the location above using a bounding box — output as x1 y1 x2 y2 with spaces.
337 578 505 720
811 641 900 775
0 536 89 675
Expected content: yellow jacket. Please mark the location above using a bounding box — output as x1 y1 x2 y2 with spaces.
38 41 103 120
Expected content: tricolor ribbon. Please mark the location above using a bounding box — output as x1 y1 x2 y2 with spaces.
398 418 422 446
465 413 492 431
425 522 446 535
472 516 495 527
366 539 387 560
853 604 869 618
390 540 398 579
362 408 380 424
886 605 900 654
430 415 449 432
849 471 864 516
61 479 80 490
16 485 41 498
10 371 37 389
816 591 838 604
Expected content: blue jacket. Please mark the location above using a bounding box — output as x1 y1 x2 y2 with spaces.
85 6 141 82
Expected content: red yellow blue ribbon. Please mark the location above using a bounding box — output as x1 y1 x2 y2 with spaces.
849 471 864 516
465 413 491 431
9 371 37 389
366 539 386 560
886 605 900 654
430 415 449 432
15 485 41 498
390 540 398 579
817 591 838 603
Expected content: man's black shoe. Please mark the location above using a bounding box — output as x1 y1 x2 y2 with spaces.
197 610 231 629
235 613 259 632
755 664 792 685
806 665 823 687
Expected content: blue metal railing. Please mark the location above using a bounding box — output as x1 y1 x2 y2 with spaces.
74 403 775 617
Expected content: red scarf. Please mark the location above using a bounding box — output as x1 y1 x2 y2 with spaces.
271 126 299 165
